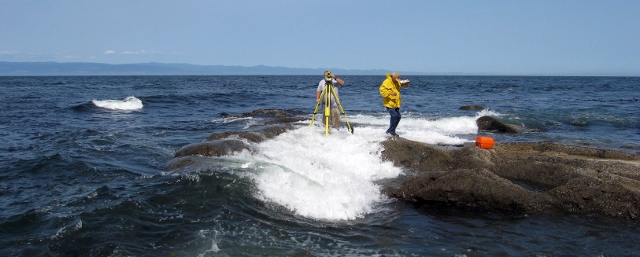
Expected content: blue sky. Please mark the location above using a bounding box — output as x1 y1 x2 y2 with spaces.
1 0 638 76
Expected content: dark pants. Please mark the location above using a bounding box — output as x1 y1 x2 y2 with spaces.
386 108 401 133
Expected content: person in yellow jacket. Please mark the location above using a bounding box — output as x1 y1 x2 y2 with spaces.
379 72 410 136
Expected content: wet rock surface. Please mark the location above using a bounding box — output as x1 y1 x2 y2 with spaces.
476 116 520 133
459 105 485 111
381 137 640 219
167 109 300 171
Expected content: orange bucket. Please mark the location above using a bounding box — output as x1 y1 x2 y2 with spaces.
475 136 495 149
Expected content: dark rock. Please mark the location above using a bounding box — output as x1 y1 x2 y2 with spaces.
459 105 485 110
496 141 638 160
221 109 305 129
476 116 520 133
387 168 554 213
165 156 206 171
205 124 293 142
205 131 265 143
381 138 640 219
176 124 294 158
167 122 295 171
174 139 251 158
223 109 306 118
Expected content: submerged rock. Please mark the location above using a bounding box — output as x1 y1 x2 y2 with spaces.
174 139 252 158
205 124 294 142
222 108 307 119
167 117 297 171
459 105 485 110
381 138 640 219
476 116 520 133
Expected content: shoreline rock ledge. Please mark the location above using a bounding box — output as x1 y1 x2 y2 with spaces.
167 109 640 219
380 138 640 219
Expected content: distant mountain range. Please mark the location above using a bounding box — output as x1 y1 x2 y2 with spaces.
0 61 399 76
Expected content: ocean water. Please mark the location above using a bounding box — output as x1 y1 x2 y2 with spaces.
0 75 639 256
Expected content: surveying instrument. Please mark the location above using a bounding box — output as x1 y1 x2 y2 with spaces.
309 71 354 135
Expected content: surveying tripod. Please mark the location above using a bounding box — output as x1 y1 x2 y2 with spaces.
309 76 354 135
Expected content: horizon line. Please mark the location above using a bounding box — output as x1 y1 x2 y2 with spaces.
0 61 637 77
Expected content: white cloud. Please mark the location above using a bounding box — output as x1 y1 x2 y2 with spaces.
123 50 160 55
104 50 165 55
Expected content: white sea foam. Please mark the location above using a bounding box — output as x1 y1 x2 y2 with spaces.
232 112 485 221
92 96 143 110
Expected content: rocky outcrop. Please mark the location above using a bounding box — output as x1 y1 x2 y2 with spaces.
167 109 301 171
166 124 294 171
459 105 485 111
204 124 294 143
476 116 520 133
167 108 640 219
381 138 640 219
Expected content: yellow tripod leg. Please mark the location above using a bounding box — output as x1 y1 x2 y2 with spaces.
309 88 326 128
324 85 331 136
331 89 354 134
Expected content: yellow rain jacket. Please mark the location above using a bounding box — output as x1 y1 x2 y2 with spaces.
379 73 406 108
